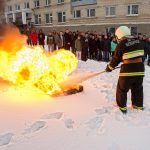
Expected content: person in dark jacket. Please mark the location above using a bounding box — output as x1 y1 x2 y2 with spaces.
81 33 89 61
38 29 45 48
102 35 111 62
89 34 97 59
105 26 145 114
141 35 148 62
47 32 54 53
96 35 104 61
64 29 71 50
146 37 150 66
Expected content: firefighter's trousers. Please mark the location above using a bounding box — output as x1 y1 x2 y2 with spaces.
116 76 143 109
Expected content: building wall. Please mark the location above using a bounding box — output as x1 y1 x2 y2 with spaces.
4 0 150 34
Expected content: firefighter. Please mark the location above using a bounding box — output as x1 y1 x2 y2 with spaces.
105 26 145 114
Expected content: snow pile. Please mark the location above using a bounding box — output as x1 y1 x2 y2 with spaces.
0 60 150 150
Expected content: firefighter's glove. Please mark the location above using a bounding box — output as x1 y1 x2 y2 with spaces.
105 65 113 72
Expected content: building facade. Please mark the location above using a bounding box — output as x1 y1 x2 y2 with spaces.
4 0 150 34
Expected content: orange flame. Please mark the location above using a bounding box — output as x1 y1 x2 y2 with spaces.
0 26 78 96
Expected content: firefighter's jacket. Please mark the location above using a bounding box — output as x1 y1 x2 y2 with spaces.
108 37 145 76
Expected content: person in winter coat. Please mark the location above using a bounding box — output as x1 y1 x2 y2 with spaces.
146 37 150 66
105 26 145 114
38 29 45 48
64 29 71 50
89 34 97 59
30 28 38 46
75 35 82 60
71 32 77 54
58 31 64 49
81 33 89 61
25 28 31 45
111 37 117 56
47 32 54 53
102 35 111 62
53 30 60 50
96 35 103 61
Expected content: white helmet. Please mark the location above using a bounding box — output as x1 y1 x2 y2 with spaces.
115 26 131 40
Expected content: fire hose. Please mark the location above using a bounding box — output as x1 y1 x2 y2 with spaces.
59 66 121 90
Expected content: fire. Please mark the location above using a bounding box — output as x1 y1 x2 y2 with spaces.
0 27 78 96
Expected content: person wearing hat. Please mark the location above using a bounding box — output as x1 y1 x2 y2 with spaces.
105 26 145 114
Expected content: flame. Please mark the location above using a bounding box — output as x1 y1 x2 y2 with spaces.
0 27 78 96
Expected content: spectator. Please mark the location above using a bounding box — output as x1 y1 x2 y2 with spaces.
38 29 45 48
146 37 150 66
81 33 89 61
58 31 64 49
47 32 54 53
64 29 71 50
30 28 38 46
75 35 82 60
53 30 59 50
96 35 104 61
89 34 97 59
102 35 111 62
25 28 31 45
111 36 117 57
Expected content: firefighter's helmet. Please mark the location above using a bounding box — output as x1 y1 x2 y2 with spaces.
115 26 131 40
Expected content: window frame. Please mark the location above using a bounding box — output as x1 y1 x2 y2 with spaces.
15 4 20 11
105 6 116 17
34 14 41 25
73 10 81 18
127 4 139 16
45 13 53 24
24 2 30 9
57 11 66 23
34 0 40 8
45 0 51 6
57 0 64 4
87 8 96 17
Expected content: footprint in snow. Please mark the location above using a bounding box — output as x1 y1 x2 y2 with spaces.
86 117 105 134
41 112 63 120
0 133 14 146
108 143 121 150
64 119 75 129
24 121 46 134
95 107 112 115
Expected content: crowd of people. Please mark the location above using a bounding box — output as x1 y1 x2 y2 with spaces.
24 28 150 66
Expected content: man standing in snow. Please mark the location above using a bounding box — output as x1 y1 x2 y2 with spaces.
105 26 145 114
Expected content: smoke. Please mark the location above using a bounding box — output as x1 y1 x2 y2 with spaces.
0 25 27 53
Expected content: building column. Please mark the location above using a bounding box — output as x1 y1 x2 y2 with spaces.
31 13 35 23
22 11 27 24
5 13 9 23
12 13 16 22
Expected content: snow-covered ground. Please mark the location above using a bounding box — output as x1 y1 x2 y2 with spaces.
0 60 150 150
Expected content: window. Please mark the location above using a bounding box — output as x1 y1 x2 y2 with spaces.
128 5 138 15
34 0 40 8
72 0 81 2
15 4 20 10
73 10 81 18
106 27 115 35
131 27 137 35
58 12 66 23
87 9 95 17
46 0 51 6
24 2 30 9
106 6 116 16
35 14 41 24
45 13 53 24
8 5 12 11
58 0 64 4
